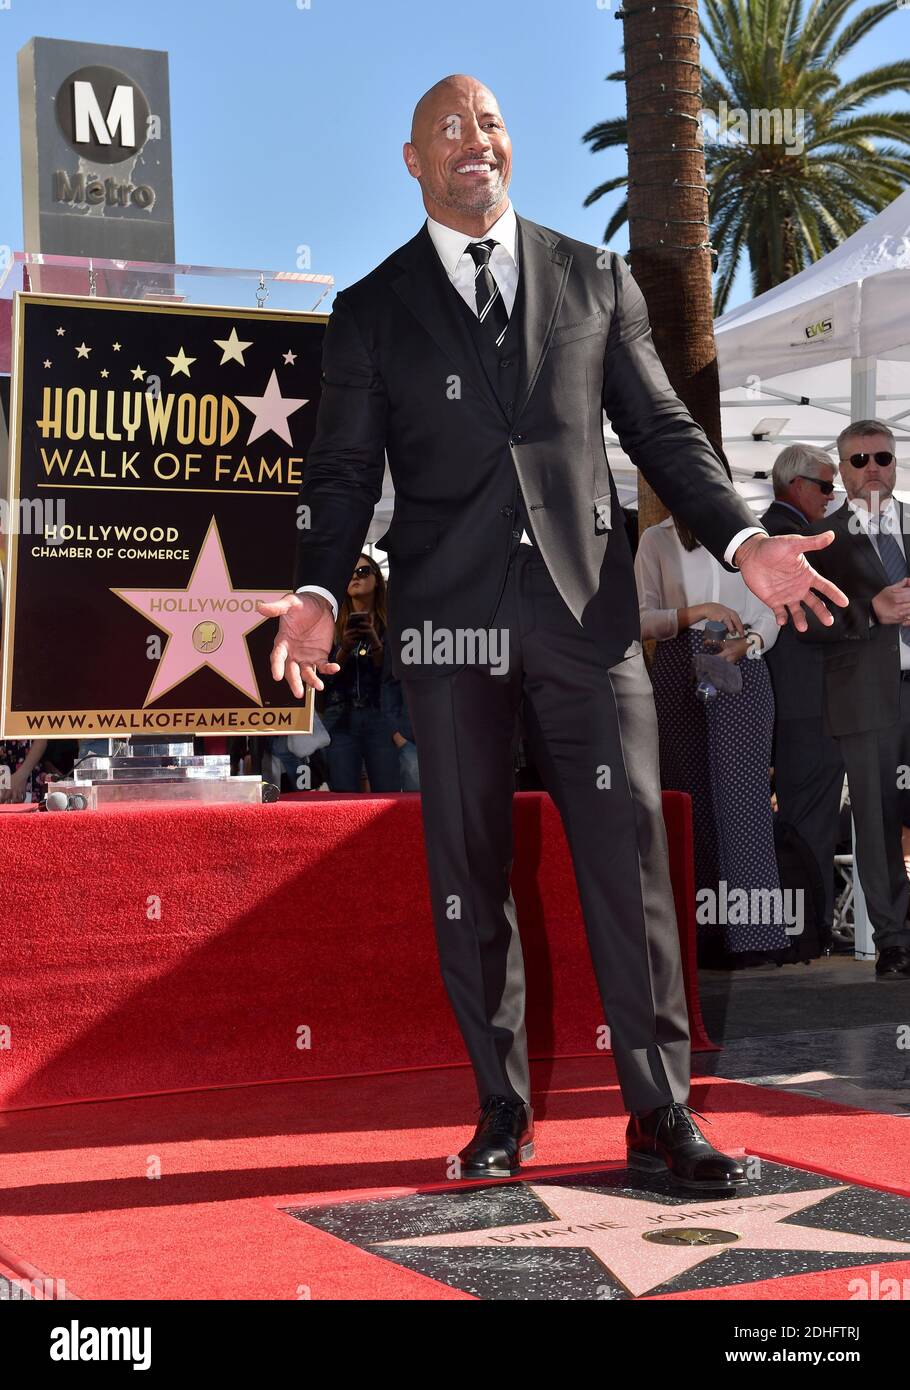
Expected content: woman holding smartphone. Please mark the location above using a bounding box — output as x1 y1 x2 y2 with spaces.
635 512 787 966
318 553 401 792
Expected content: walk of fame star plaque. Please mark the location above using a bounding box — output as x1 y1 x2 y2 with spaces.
1 292 327 738
285 1161 910 1300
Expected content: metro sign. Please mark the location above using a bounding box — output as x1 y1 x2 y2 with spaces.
73 79 136 149
55 65 151 163
53 64 155 210
19 36 175 260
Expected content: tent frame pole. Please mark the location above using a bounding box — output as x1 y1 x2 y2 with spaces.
851 355 878 420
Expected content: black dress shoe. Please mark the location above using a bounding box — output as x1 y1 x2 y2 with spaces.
458 1096 534 1179
626 1104 747 1192
875 945 910 979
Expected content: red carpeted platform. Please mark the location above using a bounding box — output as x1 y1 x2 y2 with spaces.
1 1058 907 1301
0 790 710 1111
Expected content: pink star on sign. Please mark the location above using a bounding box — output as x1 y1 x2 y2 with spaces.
379 1183 910 1298
112 518 289 705
236 369 308 446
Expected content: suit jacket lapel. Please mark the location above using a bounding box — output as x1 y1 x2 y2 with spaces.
390 224 505 421
900 500 910 563
836 498 888 586
389 214 572 426
511 215 571 420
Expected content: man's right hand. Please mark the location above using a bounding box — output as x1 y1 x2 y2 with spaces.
257 592 340 697
871 578 910 626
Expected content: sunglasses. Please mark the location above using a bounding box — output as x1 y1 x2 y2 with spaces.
842 451 895 468
798 475 835 495
352 564 374 579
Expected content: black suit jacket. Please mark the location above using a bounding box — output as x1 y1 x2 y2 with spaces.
293 213 759 677
797 499 905 736
760 500 826 721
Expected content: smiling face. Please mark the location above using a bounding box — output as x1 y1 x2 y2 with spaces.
403 75 512 234
838 430 897 508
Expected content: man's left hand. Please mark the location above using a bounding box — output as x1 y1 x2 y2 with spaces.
734 532 849 632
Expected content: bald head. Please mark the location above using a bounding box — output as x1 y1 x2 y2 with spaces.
410 74 497 142
404 74 512 235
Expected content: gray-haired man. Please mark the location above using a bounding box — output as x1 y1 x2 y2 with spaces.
796 421 910 978
761 445 844 948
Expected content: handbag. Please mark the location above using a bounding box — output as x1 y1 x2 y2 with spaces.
692 652 743 694
287 713 331 757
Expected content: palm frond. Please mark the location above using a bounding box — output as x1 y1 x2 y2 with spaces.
583 175 629 208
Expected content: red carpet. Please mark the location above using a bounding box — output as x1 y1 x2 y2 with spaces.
0 790 711 1111
1 1057 907 1301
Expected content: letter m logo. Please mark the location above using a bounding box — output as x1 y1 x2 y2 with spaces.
73 80 136 149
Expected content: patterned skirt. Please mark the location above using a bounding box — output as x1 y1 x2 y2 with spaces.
650 628 788 954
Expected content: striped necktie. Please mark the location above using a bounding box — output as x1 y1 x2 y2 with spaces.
466 239 510 348
870 515 910 646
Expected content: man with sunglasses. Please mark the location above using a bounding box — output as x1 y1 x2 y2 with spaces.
761 446 844 953
797 421 910 978
262 74 850 1188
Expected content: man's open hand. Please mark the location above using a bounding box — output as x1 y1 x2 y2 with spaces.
871 577 910 626
735 532 849 632
256 592 340 698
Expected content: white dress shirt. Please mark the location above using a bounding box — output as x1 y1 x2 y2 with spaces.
634 516 779 653
427 202 528 550
425 201 520 317
299 202 761 613
847 494 910 670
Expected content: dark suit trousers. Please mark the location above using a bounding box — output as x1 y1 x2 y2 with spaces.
773 718 844 930
837 679 910 948
401 545 690 1113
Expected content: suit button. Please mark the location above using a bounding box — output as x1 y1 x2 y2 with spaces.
511 432 525 444
500 506 512 517
511 529 522 541
501 358 514 368
505 400 514 411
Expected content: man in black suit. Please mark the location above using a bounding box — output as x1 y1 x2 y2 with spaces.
261 76 846 1188
797 420 910 979
761 445 844 947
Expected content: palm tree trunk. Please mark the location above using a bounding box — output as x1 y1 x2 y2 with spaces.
618 0 727 535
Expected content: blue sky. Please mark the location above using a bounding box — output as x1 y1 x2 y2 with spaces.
1 0 908 312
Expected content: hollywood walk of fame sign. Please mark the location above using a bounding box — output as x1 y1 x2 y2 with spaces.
1 292 328 737
287 1162 910 1301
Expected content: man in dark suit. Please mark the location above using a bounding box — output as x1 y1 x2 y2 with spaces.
797 420 910 979
761 445 844 948
261 75 846 1188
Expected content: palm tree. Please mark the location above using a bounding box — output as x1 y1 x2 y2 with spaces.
586 0 910 313
612 0 725 532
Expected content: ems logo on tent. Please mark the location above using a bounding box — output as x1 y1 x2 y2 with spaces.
804 318 833 340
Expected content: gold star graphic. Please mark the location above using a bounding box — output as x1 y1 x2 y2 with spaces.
112 341 122 351
100 368 109 379
214 327 253 365
56 326 65 336
131 364 146 381
43 359 52 368
283 349 297 365
75 342 91 359
166 346 196 377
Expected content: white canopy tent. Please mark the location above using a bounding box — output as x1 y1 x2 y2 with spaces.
367 190 910 544
606 187 910 516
